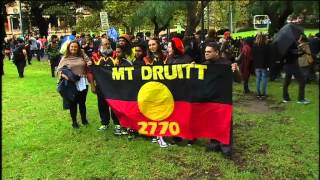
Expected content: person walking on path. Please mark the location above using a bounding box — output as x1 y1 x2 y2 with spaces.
12 38 27 78
47 35 61 77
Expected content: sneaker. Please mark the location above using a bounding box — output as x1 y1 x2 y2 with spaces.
297 99 311 105
114 125 122 135
127 129 136 140
82 119 89 125
97 125 108 131
282 99 290 103
151 138 158 143
260 95 267 99
121 128 128 135
157 137 168 148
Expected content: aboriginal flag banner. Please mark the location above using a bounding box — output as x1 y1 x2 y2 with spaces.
91 64 232 144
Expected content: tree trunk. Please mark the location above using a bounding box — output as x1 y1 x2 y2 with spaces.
184 1 209 37
31 5 49 37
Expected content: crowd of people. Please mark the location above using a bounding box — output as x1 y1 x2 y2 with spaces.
3 27 319 158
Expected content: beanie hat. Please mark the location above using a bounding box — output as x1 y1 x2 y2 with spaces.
224 31 231 40
171 37 184 55
119 34 131 44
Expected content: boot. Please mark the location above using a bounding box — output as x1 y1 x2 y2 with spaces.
72 119 79 129
81 118 89 125
72 122 79 129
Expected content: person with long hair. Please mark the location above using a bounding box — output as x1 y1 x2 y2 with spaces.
57 40 91 128
238 38 253 94
143 38 166 65
142 38 168 147
252 33 270 99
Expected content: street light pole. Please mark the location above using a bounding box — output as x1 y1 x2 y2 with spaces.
207 2 210 31
19 0 23 37
229 2 233 33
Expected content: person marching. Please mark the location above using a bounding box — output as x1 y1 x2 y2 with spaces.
47 35 61 77
12 38 27 78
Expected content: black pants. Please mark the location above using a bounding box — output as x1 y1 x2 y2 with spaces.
50 57 60 77
15 60 26 78
243 79 250 93
300 66 311 84
31 50 40 61
97 92 119 126
69 87 88 124
283 64 305 101
269 61 283 81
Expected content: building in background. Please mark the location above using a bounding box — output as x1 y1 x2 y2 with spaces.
5 0 92 38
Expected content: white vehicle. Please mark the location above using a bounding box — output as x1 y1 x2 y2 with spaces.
253 15 271 30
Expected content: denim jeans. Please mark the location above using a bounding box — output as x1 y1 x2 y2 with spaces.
255 68 268 96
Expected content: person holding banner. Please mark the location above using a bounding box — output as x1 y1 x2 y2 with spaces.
57 40 91 128
133 43 147 66
203 42 241 158
143 38 166 65
165 37 193 64
165 37 195 146
87 38 121 133
118 34 136 62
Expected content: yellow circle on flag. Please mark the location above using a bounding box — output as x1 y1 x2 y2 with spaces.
137 81 174 121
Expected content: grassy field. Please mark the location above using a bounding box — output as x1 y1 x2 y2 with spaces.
231 28 319 38
2 59 319 179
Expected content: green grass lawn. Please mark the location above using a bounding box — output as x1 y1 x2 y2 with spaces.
2 59 319 179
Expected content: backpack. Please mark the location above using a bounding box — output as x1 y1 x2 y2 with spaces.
13 45 25 62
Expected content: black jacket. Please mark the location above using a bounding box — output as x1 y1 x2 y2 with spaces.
57 66 80 109
252 44 270 68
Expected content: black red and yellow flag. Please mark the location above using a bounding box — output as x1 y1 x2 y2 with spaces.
91 64 233 144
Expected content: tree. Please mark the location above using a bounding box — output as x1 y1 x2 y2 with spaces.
133 1 182 36
74 13 101 34
19 0 103 37
184 1 209 36
103 1 140 35
251 0 319 36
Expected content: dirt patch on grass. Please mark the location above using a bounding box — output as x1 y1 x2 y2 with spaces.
165 154 223 179
234 94 285 114
255 144 269 154
231 151 248 171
